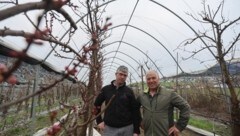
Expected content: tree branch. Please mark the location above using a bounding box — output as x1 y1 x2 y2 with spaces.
0 1 77 29
221 16 240 34
223 33 240 56
0 29 81 58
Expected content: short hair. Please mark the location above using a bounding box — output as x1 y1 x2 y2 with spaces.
146 70 159 79
116 65 128 73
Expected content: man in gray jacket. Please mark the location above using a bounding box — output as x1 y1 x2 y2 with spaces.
137 70 190 136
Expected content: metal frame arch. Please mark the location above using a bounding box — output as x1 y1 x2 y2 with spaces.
149 0 215 58
102 65 139 83
102 40 164 77
42 0 117 72
79 67 90 82
103 50 146 71
103 50 147 79
101 69 138 85
42 0 215 80
107 24 185 73
104 56 142 78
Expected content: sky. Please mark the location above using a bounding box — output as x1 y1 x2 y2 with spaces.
0 0 239 85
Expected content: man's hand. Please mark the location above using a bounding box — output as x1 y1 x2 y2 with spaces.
133 133 139 136
97 122 105 131
168 125 180 136
140 121 144 130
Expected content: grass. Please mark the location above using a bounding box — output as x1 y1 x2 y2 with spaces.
35 115 51 131
2 109 232 136
3 126 30 136
188 116 232 136
2 84 235 136
189 117 213 131
173 111 232 136
0 105 69 136
2 114 55 136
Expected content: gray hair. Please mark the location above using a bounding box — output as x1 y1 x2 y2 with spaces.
116 65 128 73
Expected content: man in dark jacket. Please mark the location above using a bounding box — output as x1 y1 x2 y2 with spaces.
137 70 190 136
94 65 141 136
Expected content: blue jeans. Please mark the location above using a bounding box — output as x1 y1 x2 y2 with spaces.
103 124 133 136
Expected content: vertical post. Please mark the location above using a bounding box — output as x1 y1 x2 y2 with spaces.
222 80 231 113
59 85 61 101
140 65 144 91
0 81 3 93
175 53 179 120
0 83 2 101
30 65 39 135
129 73 132 85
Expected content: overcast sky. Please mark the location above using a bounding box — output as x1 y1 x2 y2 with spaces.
0 0 239 85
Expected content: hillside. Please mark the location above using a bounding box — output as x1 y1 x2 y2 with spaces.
172 60 240 78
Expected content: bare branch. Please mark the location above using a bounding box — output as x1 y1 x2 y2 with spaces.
203 16 219 27
207 6 217 41
186 12 207 24
0 74 67 111
0 1 46 20
0 1 17 5
221 16 240 34
0 29 81 58
56 8 77 30
68 95 116 132
223 33 240 56
0 1 77 29
182 46 215 61
212 1 223 20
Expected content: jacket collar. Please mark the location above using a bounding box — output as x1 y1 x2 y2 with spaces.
111 80 126 88
144 85 162 95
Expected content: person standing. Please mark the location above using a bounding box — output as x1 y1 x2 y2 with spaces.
137 70 190 136
94 65 141 136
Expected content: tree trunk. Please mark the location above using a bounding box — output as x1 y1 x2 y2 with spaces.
79 47 100 136
231 103 240 136
218 57 240 136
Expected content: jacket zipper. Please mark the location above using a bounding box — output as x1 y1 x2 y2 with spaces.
150 95 154 136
